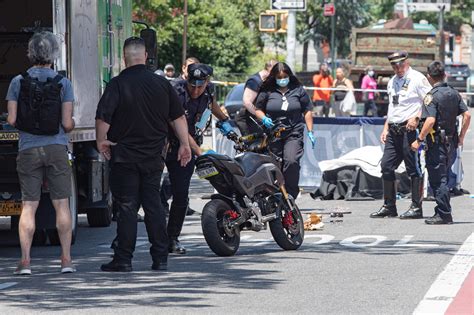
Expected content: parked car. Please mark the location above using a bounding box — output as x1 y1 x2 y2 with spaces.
223 83 245 119
467 73 474 107
445 62 470 93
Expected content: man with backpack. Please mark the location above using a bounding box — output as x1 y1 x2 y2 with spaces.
6 32 76 275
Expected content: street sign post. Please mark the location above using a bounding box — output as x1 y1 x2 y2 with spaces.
271 0 306 11
394 1 451 13
323 3 335 17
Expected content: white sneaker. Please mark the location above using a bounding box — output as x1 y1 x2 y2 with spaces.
14 262 31 275
61 260 76 274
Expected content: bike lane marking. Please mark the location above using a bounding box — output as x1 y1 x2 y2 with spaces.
413 232 474 315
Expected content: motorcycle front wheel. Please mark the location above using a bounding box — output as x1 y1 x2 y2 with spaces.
201 199 240 256
269 198 304 250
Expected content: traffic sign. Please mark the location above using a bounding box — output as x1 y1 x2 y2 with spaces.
271 0 306 11
394 2 451 13
323 3 335 17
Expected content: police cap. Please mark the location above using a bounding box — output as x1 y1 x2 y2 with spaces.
387 50 408 64
187 63 213 86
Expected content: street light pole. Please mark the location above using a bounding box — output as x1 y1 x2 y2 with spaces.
438 4 445 63
286 10 296 70
330 1 336 76
182 0 188 65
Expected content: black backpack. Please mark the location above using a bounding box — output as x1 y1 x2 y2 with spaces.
16 73 63 135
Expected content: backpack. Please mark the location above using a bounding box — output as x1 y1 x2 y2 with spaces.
16 73 63 135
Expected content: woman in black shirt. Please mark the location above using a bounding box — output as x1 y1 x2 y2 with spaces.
254 62 314 199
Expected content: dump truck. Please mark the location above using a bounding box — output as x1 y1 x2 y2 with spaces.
350 27 443 115
0 0 154 245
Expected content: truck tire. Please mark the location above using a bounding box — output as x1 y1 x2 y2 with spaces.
86 192 112 227
47 168 78 246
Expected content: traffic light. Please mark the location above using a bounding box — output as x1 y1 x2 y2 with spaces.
259 13 277 32
278 12 288 32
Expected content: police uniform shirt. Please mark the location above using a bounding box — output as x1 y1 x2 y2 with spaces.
386 67 432 123
95 64 184 163
422 82 468 136
170 79 213 140
255 85 313 127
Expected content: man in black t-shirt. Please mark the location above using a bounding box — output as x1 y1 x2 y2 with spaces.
235 59 277 135
95 37 191 272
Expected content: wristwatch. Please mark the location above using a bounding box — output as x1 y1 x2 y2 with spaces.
416 137 424 143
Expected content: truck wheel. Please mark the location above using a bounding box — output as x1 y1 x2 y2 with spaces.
86 192 112 227
47 168 78 245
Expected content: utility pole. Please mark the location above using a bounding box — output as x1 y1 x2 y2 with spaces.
286 10 296 70
439 4 445 63
182 0 188 65
330 1 336 77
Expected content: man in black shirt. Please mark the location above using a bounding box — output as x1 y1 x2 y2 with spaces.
411 61 471 225
235 60 277 135
95 37 191 272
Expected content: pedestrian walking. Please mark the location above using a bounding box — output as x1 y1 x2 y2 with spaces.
312 63 333 117
370 51 432 219
361 66 379 117
235 59 277 135
96 37 191 272
332 67 354 117
6 32 76 275
254 62 314 199
410 61 471 224
166 63 233 255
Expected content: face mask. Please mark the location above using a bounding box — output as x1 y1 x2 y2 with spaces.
368 70 374 77
276 77 289 87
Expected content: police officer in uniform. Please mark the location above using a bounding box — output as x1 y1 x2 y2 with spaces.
166 63 233 254
370 51 432 219
411 61 471 224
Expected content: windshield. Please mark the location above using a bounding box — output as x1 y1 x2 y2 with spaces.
445 65 470 74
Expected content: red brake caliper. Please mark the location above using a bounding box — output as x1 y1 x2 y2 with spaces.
282 211 294 228
224 210 239 220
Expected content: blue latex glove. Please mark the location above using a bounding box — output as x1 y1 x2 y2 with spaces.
203 149 217 155
262 116 274 128
218 120 233 136
307 131 316 149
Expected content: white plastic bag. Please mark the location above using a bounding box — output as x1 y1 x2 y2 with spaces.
340 90 356 114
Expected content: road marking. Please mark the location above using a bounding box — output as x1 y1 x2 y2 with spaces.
339 235 387 248
305 234 335 244
394 235 440 248
0 282 18 290
413 232 474 315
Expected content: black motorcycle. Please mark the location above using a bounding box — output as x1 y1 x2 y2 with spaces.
195 119 304 256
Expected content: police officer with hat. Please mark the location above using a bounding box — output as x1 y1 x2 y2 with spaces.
370 50 432 219
166 63 233 254
410 61 471 224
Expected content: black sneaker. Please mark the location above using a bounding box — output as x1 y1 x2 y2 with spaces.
168 239 186 254
425 213 453 225
100 260 132 272
186 207 196 216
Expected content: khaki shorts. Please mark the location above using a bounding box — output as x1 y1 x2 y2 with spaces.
17 144 72 201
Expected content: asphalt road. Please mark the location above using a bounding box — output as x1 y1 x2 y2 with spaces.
0 115 473 314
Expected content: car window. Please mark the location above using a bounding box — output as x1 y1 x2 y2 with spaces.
446 65 470 74
225 84 245 102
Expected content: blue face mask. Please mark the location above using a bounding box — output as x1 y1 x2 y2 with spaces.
276 77 290 87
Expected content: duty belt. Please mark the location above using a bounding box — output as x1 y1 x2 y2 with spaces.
388 121 407 135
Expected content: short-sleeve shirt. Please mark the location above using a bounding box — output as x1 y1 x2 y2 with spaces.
386 67 432 123
312 74 333 102
95 64 184 163
245 73 263 93
255 85 313 127
170 79 213 141
361 74 377 100
5 67 74 152
422 82 468 137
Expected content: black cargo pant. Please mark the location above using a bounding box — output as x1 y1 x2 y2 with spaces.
110 159 168 264
269 124 305 199
381 126 423 181
166 148 196 239
425 137 456 216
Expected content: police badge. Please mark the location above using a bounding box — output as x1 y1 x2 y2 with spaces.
194 69 201 77
423 94 433 106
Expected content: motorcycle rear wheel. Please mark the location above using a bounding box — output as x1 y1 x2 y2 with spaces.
201 199 240 256
269 199 304 250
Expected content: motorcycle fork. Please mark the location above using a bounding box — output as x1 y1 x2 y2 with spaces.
279 185 296 211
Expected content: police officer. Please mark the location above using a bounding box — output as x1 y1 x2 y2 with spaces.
166 63 233 254
411 61 471 224
370 51 432 219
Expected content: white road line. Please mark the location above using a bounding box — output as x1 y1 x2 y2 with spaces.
0 282 18 290
394 235 439 248
413 232 474 315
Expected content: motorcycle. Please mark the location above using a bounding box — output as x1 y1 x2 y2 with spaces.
195 119 304 256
